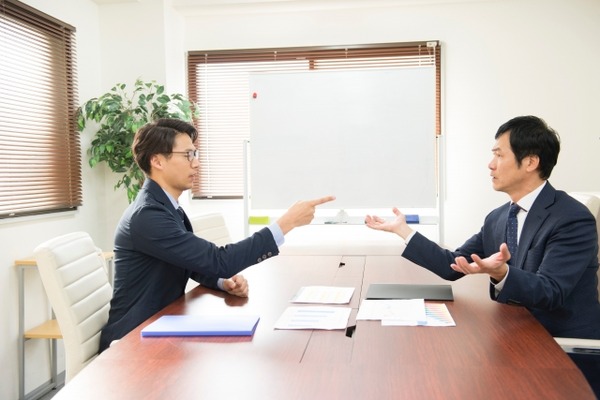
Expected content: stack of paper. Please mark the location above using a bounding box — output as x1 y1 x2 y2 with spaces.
357 299 428 325
275 286 354 330
357 299 455 327
274 306 352 330
141 315 261 337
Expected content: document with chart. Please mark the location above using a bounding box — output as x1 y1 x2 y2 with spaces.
274 306 351 330
356 299 455 327
357 298 428 325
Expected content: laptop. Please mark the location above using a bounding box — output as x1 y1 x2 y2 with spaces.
366 283 454 301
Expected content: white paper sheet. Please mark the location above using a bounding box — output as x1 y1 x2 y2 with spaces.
381 303 456 327
356 298 427 325
290 286 355 304
274 306 352 330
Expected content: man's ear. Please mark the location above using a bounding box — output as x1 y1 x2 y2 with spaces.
525 155 540 172
150 154 165 171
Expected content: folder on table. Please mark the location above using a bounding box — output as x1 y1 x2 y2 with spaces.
141 315 260 337
366 283 454 301
405 214 419 224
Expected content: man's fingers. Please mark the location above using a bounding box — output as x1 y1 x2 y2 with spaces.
224 278 236 291
308 195 336 206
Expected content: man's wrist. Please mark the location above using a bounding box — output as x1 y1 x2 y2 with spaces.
490 264 509 283
398 225 414 240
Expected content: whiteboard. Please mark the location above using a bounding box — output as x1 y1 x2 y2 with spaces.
249 68 436 210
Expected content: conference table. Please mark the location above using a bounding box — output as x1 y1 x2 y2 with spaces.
53 254 594 399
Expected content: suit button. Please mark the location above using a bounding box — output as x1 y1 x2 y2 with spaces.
262 255 267 260
267 252 272 257
257 258 262 263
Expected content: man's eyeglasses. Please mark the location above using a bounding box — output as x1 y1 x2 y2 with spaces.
170 150 199 162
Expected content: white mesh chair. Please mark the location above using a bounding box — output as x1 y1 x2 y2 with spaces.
554 192 600 354
33 232 112 382
190 213 232 246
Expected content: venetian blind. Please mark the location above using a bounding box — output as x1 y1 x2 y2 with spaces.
188 41 441 199
0 0 81 218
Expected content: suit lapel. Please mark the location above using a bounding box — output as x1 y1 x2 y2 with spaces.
144 179 192 232
514 183 555 268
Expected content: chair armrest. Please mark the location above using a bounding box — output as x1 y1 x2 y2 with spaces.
554 337 600 355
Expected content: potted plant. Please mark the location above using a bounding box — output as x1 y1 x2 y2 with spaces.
77 79 197 202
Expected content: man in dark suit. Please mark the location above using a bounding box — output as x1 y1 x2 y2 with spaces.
365 115 600 394
100 118 334 352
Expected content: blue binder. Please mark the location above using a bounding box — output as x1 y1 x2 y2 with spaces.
141 315 260 337
405 214 420 224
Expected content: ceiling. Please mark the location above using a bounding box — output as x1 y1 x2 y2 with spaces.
92 0 485 16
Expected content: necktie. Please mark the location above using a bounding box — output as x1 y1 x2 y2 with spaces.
177 207 185 221
506 203 520 260
177 207 193 232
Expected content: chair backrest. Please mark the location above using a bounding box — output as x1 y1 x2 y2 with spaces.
33 232 112 382
190 213 232 246
569 192 600 297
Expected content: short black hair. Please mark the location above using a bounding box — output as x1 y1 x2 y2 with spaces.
495 115 560 180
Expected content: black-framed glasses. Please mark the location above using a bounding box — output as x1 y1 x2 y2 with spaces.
170 149 199 162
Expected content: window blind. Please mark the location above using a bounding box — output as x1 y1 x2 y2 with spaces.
0 0 81 218
188 41 440 199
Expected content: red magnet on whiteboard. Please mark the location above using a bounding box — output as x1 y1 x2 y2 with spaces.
252 92 257 99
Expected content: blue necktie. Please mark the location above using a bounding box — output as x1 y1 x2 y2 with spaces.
506 203 521 261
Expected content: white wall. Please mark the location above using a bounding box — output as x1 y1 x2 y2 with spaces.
3 0 600 398
179 0 600 247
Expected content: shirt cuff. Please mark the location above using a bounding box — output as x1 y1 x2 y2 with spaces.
404 230 417 244
268 222 285 246
492 266 510 295
217 278 225 291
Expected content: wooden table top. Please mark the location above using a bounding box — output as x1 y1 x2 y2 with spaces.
53 255 595 399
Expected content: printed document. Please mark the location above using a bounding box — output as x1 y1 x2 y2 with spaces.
357 298 427 324
274 306 352 330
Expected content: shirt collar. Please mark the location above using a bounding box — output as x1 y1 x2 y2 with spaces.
516 181 547 212
161 187 180 210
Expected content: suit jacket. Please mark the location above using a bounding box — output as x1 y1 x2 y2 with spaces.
99 179 279 352
403 182 600 339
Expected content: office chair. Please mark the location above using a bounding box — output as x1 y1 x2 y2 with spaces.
186 213 233 292
33 232 113 382
190 212 232 246
554 192 600 354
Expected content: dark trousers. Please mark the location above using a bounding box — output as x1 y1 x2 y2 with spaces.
570 353 600 399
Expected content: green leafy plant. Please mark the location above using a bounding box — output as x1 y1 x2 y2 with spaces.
77 79 197 202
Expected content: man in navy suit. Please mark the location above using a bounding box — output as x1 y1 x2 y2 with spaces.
365 115 600 394
100 118 334 352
